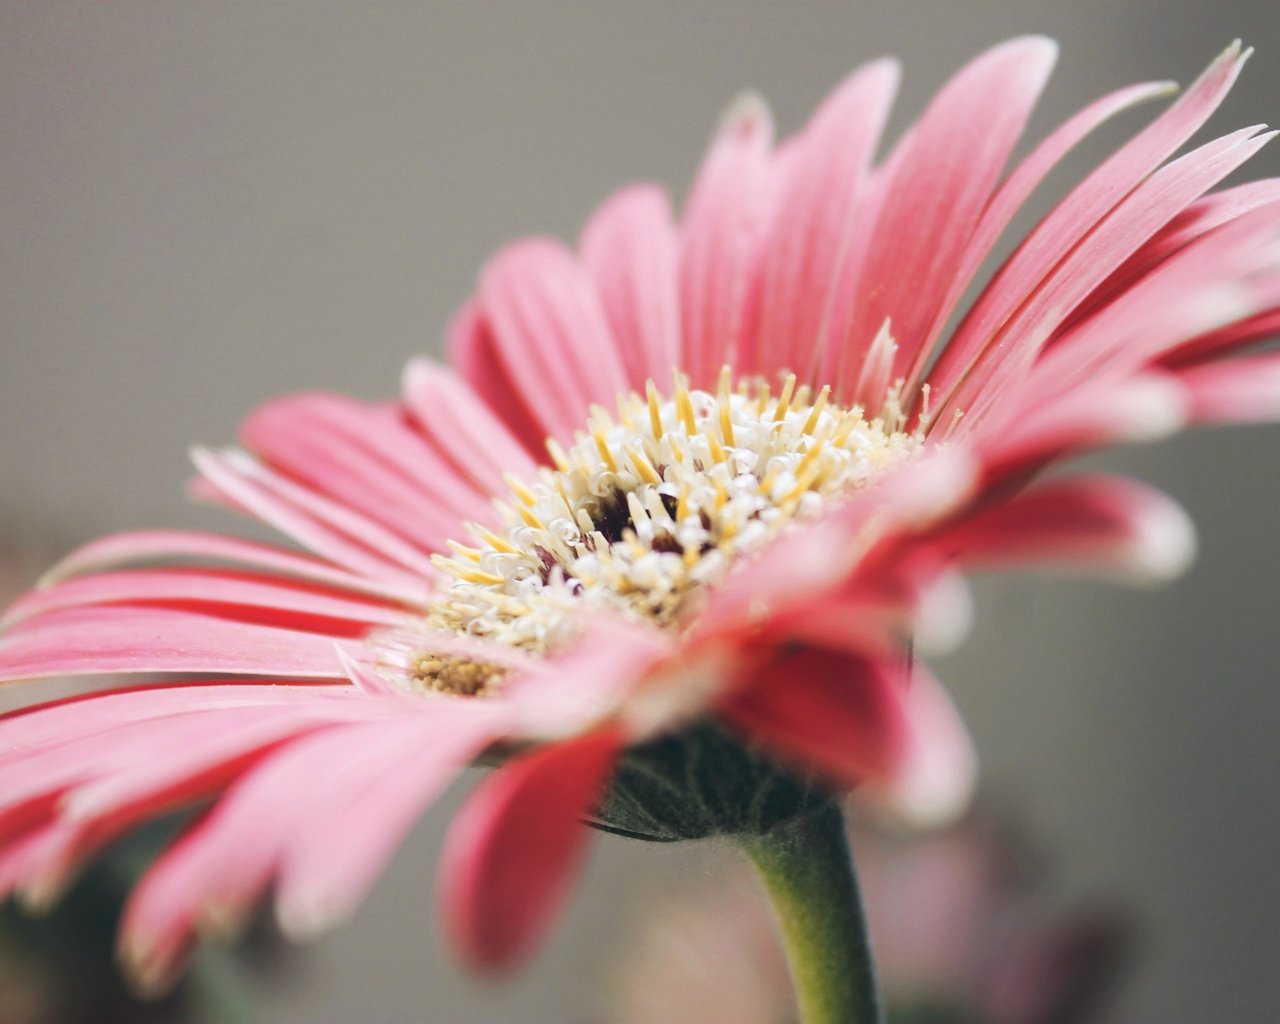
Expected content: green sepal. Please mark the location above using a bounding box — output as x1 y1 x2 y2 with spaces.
591 720 827 841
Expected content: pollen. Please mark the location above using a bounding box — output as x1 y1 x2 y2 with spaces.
412 369 920 694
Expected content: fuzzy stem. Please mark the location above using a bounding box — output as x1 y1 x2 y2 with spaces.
739 801 882 1024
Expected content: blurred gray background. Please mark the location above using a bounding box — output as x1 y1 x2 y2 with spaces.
2 2 1278 1022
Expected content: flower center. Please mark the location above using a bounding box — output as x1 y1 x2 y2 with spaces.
408 369 919 694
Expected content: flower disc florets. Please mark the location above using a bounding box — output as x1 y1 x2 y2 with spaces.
415 369 920 694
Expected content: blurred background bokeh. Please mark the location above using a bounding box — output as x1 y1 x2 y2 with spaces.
1 3 1277 1021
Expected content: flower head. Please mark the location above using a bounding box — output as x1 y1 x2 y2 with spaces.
1 37 1278 990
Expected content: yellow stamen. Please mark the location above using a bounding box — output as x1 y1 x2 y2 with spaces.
773 373 797 422
616 394 635 432
756 381 771 416
759 460 779 494
446 540 483 562
474 526 520 555
718 378 736 446
592 427 619 473
794 426 832 479
628 447 663 486
646 380 664 440
833 410 866 446
504 473 539 507
780 461 823 506
546 438 571 473
802 385 831 435
460 568 509 583
674 372 697 434
706 425 727 464
431 555 507 587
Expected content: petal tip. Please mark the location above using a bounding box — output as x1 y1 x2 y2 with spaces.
1127 496 1198 585
718 90 774 140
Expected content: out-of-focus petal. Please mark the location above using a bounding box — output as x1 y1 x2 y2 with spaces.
0 606 356 682
904 79 1178 396
832 37 1057 399
1 569 411 632
1179 351 1280 423
579 184 681 389
38 529 430 606
743 57 899 382
856 663 978 829
943 475 1196 584
438 728 620 971
722 646 908 789
445 297 549 457
479 238 629 441
931 41 1251 413
679 93 774 389
401 358 540 495
240 392 489 545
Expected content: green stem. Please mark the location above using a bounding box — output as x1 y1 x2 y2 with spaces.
739 801 882 1024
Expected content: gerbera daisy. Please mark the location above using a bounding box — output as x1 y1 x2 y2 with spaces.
1 36 1278 1020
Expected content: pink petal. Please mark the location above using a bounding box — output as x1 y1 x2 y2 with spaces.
695 446 978 637
118 716 441 991
38 529 430 606
1066 179 1280 330
975 373 1189 483
8 818 104 911
438 728 620 970
479 238 629 441
930 42 1250 415
334 644 396 696
445 297 550 457
400 358 539 494
193 447 438 583
903 79 1178 395
831 37 1058 400
275 707 505 938
502 612 673 741
0 706 290 811
0 606 352 682
0 695 394 911
0 824 60 902
944 475 1197 583
240 392 491 548
947 125 1275 428
0 682 360 752
722 646 908 789
1 569 412 632
742 58 900 382
678 94 774 389
749 557 973 665
1179 351 1280 423
12 720 360 910
1164 306 1280 366
61 706 378 825
1027 201 1280 396
578 184 681 389
855 662 977 828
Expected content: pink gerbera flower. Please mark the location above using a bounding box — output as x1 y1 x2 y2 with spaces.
2 37 1279 995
